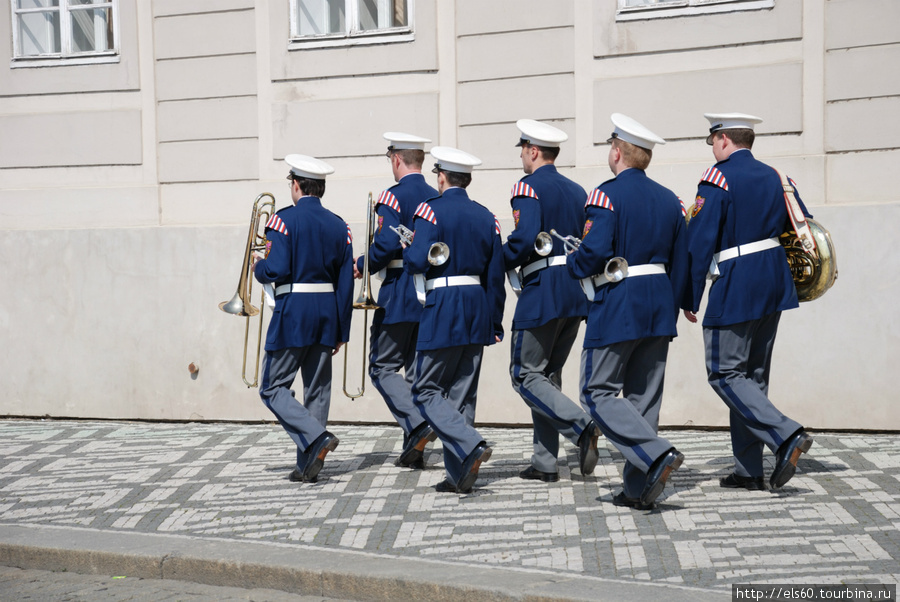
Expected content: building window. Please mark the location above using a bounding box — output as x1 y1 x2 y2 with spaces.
11 0 118 65
617 0 774 21
289 0 413 48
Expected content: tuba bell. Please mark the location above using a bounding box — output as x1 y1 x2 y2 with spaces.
780 218 837 302
219 192 276 387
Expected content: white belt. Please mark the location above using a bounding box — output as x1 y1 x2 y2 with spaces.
709 237 780 279
521 255 567 278
590 263 666 287
425 275 481 292
386 259 403 269
714 238 780 264
274 283 334 295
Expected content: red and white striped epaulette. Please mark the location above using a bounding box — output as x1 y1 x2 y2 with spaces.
585 189 614 211
787 176 799 190
510 181 538 201
345 223 353 245
678 196 687 217
414 202 437 225
494 215 502 236
376 190 401 213
700 167 729 191
265 214 288 236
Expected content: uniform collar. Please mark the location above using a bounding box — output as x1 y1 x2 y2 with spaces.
531 163 558 176
296 195 323 206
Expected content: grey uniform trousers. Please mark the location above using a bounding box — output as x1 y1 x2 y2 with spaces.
510 317 593 473
580 336 674 498
412 344 485 485
704 312 802 478
368 311 427 441
259 345 331 471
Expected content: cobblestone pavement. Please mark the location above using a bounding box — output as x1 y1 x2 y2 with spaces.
0 419 898 595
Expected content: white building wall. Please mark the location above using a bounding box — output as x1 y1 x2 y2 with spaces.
0 0 896 429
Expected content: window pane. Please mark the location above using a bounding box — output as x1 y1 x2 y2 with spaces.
297 0 345 35
358 0 407 31
71 7 113 53
620 0 681 6
16 11 61 55
16 0 60 8
69 0 110 5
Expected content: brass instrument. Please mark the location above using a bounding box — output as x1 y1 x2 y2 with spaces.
390 224 450 266
343 193 380 399
534 231 553 257
550 228 581 253
604 257 629 282
219 192 276 388
780 218 837 302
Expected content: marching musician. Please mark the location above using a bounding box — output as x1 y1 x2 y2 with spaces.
353 132 439 469
503 119 600 483
252 154 354 483
403 146 505 494
681 113 814 492
566 114 688 510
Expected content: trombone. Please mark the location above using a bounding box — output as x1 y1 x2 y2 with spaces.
219 192 276 388
343 193 380 399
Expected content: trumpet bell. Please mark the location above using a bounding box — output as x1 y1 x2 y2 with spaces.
534 231 553 257
604 257 629 283
428 242 450 266
219 293 260 317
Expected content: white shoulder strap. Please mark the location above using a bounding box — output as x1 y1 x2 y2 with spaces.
776 169 818 259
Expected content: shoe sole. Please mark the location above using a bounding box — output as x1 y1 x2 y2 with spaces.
720 479 766 491
303 436 339 482
457 447 492 493
581 428 600 475
519 470 559 483
771 435 813 489
641 452 684 506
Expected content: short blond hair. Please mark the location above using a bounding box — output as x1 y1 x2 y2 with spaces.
612 138 652 170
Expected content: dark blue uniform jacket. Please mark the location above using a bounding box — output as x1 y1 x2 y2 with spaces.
566 168 688 348
355 173 437 325
403 187 505 351
502 164 589 331
682 149 811 328
254 196 354 351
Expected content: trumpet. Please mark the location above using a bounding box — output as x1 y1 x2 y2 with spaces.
390 224 450 266
534 231 554 256
550 229 581 253
343 193 380 399
219 192 276 388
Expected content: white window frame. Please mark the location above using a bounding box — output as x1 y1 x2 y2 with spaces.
10 0 119 68
617 0 774 22
289 0 414 50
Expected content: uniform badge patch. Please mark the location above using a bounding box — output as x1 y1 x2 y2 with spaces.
377 215 384 233
513 209 520 229
583 220 593 238
691 196 705 218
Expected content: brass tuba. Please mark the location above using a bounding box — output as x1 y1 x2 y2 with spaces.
219 192 276 387
343 193 380 399
780 218 837 302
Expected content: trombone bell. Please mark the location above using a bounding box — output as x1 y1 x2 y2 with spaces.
219 291 259 317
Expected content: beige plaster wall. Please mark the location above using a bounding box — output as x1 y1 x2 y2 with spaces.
0 0 897 430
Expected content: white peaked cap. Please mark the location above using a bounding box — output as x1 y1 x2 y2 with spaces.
430 146 482 174
285 154 335 179
383 132 431 151
515 119 568 148
608 113 666 150
704 113 764 133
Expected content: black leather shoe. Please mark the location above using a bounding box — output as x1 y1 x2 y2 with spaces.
519 466 559 483
456 443 492 493
396 423 437 467
640 448 684 506
578 421 601 475
289 468 317 484
301 431 339 482
434 479 457 493
770 430 813 489
612 491 656 511
720 473 765 491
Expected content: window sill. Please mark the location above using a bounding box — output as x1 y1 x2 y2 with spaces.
288 31 414 51
617 0 774 22
11 54 120 69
